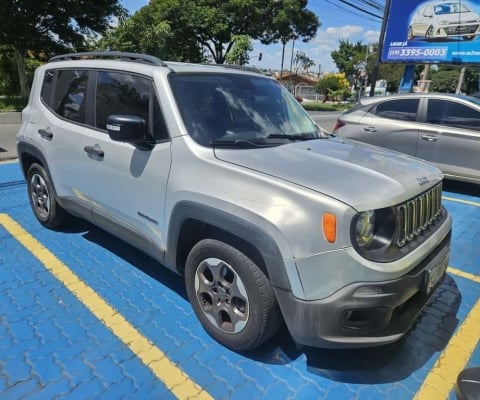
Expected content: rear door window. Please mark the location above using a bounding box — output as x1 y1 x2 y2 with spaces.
40 70 55 107
426 99 480 130
53 70 89 123
372 99 419 122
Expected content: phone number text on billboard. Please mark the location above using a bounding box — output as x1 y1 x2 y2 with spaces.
387 47 448 61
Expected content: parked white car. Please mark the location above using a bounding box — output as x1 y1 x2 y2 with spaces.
408 1 480 41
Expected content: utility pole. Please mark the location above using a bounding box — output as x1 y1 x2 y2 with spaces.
456 66 466 94
369 0 391 97
419 64 431 92
289 39 296 95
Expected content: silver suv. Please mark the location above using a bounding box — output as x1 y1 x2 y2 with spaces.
17 52 452 351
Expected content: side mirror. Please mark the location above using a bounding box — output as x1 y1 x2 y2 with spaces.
106 115 146 144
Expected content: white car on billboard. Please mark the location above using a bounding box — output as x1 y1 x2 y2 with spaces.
408 1 480 41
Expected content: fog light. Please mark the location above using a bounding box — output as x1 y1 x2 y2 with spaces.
354 286 384 296
342 307 388 330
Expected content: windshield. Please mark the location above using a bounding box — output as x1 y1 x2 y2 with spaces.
434 3 470 14
170 73 321 147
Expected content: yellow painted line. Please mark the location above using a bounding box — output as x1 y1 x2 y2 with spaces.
414 268 480 400
0 213 212 400
443 195 480 208
448 267 480 284
413 298 480 399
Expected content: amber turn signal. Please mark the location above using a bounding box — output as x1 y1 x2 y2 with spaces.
323 212 337 243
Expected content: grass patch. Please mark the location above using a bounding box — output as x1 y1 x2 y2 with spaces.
0 96 28 111
301 101 353 112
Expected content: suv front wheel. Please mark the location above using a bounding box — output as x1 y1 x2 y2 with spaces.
185 239 281 351
27 163 66 228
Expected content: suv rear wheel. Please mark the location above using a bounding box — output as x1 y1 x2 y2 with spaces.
27 163 67 228
185 239 281 351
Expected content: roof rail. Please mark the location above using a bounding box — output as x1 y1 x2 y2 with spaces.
48 52 168 67
215 64 264 74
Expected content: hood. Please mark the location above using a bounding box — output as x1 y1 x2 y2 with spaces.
441 11 478 23
213 138 442 210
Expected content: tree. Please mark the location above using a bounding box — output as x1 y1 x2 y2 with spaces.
331 39 366 78
315 73 350 102
429 65 479 94
293 51 315 74
96 17 171 56
102 0 319 65
185 0 318 64
225 36 253 65
0 0 125 97
94 0 203 62
261 0 319 75
377 64 404 93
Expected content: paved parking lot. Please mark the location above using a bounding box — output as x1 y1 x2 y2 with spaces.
1 160 479 399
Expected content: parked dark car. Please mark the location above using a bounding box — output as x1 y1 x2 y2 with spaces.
333 93 480 184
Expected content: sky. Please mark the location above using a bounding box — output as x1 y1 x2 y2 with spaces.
120 0 383 74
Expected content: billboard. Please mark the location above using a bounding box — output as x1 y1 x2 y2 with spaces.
381 0 480 64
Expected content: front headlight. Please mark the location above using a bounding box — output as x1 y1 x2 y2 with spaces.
355 210 375 248
351 207 396 261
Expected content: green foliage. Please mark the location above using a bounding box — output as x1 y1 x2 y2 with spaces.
225 36 253 65
0 47 18 96
0 47 42 96
94 0 203 62
377 63 404 93
315 73 351 101
430 70 460 93
95 18 172 56
0 0 125 96
98 0 319 64
464 68 479 94
301 102 352 111
0 96 28 112
331 39 366 77
429 66 479 93
261 0 319 45
0 0 125 54
293 51 315 74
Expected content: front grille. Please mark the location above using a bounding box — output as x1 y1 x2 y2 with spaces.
396 183 443 247
445 24 479 35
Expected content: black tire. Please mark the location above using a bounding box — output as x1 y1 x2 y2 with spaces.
407 26 414 41
27 163 67 228
425 26 434 40
185 239 281 351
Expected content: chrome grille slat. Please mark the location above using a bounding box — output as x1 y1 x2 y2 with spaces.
396 183 443 247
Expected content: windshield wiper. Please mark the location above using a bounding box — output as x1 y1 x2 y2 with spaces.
209 139 273 148
266 133 316 141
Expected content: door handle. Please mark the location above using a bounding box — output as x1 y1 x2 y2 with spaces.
38 128 53 140
363 126 377 133
84 144 105 159
422 134 438 142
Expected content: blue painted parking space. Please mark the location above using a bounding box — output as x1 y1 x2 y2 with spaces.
1 161 479 399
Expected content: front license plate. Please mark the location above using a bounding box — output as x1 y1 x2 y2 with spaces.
426 252 449 294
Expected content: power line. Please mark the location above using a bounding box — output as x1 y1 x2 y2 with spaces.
337 0 383 19
313 0 384 25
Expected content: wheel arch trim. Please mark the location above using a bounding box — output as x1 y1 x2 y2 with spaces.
166 200 298 293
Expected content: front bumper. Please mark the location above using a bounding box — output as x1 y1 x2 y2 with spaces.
275 232 451 348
